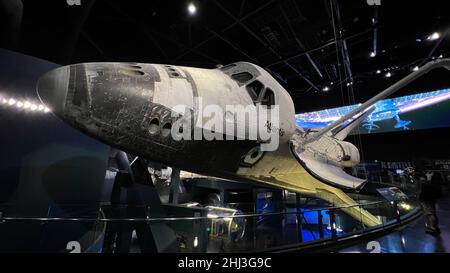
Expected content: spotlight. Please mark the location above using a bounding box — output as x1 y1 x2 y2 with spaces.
376 70 381 74
24 101 30 109
38 104 45 111
44 107 50 113
427 32 440 41
370 52 376 58
439 54 443 58
17 101 24 108
322 86 330 92
412 66 419 71
30 104 38 111
187 2 197 15
346 82 353 87
2 98 7 104
8 98 16 106
385 72 392 78
207 214 219 219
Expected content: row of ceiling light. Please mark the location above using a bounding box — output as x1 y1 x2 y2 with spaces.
185 4 443 94
376 54 444 79
370 31 443 78
318 29 443 93
1 96 50 113
369 32 441 59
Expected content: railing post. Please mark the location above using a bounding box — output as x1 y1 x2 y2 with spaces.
169 168 181 205
329 209 337 241
393 201 401 223
192 211 201 253
295 193 303 243
318 210 324 239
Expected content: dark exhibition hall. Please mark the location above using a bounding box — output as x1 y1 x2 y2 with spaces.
1 0 450 262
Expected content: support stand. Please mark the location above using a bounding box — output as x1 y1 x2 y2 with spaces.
295 193 303 243
169 168 180 204
102 151 179 253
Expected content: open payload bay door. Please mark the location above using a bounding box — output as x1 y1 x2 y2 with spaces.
291 146 366 190
289 107 374 190
291 58 450 190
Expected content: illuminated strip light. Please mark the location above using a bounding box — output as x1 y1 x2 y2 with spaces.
395 88 450 103
399 92 450 113
297 113 343 123
0 96 50 113
295 88 450 127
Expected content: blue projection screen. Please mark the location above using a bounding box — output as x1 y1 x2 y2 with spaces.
295 88 450 134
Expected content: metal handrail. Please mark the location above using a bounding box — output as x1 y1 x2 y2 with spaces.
0 200 395 222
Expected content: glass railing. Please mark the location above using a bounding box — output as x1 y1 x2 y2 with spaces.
0 194 421 253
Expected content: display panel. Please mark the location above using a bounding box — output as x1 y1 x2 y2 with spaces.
295 88 450 134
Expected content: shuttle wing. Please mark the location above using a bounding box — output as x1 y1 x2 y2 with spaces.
237 149 382 227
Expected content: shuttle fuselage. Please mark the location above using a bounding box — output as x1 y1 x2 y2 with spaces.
37 61 380 227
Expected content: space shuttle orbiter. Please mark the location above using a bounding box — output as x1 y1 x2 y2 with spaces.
36 58 450 228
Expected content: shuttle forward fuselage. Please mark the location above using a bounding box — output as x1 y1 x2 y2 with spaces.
38 62 296 180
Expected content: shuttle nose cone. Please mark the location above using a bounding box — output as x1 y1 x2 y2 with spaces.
37 66 70 114
35 62 182 157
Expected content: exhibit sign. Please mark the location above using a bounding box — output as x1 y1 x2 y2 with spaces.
376 187 409 202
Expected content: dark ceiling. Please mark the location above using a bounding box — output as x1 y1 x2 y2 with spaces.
2 0 450 112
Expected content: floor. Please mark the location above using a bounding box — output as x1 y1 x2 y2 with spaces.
339 189 450 253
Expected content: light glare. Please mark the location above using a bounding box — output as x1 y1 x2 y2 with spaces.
427 32 440 41
187 3 197 14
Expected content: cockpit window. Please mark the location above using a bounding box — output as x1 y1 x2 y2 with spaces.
246 81 276 107
246 81 264 103
231 72 253 84
220 64 237 71
220 63 261 86
260 88 275 108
